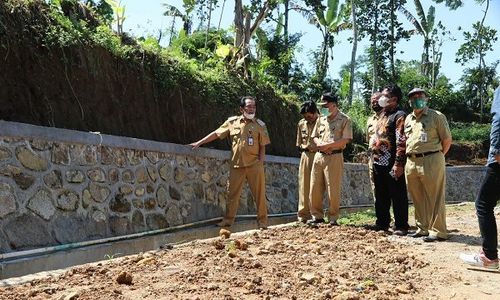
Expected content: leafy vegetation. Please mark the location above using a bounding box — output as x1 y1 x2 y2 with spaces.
2 0 498 159
450 122 491 143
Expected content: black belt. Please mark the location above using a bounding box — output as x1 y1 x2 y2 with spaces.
407 150 440 159
299 148 316 153
319 149 343 155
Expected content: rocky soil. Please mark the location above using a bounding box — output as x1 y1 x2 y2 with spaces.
0 203 499 300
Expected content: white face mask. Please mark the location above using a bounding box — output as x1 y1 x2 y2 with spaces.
243 112 255 119
378 96 390 108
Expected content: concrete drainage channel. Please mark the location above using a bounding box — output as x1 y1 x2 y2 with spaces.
0 213 297 282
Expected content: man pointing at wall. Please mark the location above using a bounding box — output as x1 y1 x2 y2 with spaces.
189 96 271 229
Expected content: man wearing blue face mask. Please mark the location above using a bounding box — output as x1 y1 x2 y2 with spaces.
404 88 452 242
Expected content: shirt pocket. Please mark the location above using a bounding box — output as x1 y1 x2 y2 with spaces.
404 124 413 136
301 129 309 143
231 128 242 145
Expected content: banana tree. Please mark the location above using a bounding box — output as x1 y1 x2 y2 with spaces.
399 0 436 79
306 0 350 84
162 0 195 41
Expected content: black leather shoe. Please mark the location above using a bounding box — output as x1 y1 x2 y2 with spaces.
393 229 408 236
408 232 428 238
365 224 389 232
423 236 446 242
306 218 324 226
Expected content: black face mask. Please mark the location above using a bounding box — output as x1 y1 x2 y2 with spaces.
371 102 382 112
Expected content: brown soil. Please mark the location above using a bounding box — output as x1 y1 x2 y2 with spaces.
1 203 498 300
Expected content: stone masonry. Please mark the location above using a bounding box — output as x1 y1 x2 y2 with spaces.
0 121 486 253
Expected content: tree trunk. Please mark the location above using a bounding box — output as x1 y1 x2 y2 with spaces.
218 0 226 31
204 0 213 50
389 0 396 81
319 31 330 82
478 0 490 122
233 0 270 78
234 0 244 49
283 0 289 87
371 1 379 94
348 0 358 105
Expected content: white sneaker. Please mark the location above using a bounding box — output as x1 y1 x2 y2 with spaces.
460 251 499 269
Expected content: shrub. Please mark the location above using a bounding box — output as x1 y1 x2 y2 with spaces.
450 122 491 143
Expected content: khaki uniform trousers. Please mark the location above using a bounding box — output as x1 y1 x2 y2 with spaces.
298 151 316 220
223 162 268 226
310 153 344 221
368 158 376 199
405 152 448 239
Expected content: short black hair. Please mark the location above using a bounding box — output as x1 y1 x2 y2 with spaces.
300 101 319 114
240 96 256 107
382 84 403 103
321 92 339 104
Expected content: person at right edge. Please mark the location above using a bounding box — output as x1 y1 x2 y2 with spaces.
404 88 452 242
460 86 500 269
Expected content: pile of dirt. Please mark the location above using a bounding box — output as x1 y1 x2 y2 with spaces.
1 204 499 299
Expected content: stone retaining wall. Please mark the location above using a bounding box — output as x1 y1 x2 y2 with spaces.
0 121 486 253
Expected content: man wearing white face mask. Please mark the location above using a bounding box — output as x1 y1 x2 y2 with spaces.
366 85 409 235
189 96 271 229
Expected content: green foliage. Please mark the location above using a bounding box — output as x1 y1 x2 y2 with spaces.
431 0 463 10
338 209 376 226
456 22 498 66
342 100 370 159
459 63 499 114
138 35 161 54
450 122 491 143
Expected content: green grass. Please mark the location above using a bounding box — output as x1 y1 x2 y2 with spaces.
337 209 376 226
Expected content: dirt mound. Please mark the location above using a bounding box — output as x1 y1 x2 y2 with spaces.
1 204 499 299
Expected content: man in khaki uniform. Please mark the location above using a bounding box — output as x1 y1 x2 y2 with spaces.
366 92 383 198
296 101 320 223
308 92 353 226
189 96 271 229
404 88 452 242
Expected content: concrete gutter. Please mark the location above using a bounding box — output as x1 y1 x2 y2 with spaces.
0 214 295 280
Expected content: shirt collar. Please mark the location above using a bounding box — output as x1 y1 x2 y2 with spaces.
410 106 429 119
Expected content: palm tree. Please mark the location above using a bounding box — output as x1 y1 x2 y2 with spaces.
399 0 436 79
348 0 358 105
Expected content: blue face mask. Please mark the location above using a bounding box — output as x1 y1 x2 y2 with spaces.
320 107 330 116
411 98 427 109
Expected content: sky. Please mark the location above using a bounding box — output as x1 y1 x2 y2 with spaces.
120 0 500 86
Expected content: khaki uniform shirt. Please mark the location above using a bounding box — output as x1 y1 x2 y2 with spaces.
405 107 451 154
313 111 353 149
296 118 319 151
215 116 271 168
366 113 379 143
